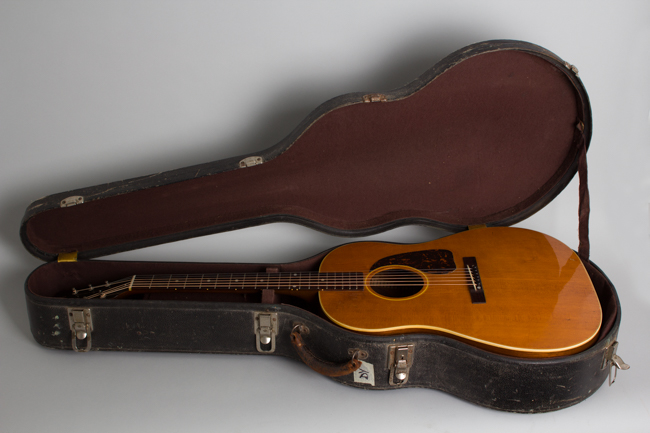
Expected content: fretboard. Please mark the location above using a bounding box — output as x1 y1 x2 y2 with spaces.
131 272 365 292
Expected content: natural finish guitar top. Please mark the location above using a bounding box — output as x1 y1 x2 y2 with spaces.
318 227 602 358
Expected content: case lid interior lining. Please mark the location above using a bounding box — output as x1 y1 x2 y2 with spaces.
24 49 584 257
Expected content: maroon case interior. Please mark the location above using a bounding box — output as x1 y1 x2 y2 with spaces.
23 47 588 258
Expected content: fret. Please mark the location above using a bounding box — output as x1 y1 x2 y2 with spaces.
238 273 247 290
212 274 219 291
265 273 274 290
278 272 287 289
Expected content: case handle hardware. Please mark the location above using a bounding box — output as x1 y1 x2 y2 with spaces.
601 341 629 386
68 308 93 352
254 312 277 353
290 324 362 377
239 156 263 168
60 196 84 207
388 344 415 385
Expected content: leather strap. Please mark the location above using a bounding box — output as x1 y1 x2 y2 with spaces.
577 134 590 262
290 329 362 377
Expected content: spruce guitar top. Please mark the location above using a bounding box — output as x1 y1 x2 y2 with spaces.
71 227 602 358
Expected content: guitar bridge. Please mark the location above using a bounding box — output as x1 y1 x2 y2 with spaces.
463 257 486 304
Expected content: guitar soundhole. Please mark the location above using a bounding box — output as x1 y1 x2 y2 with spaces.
369 268 424 299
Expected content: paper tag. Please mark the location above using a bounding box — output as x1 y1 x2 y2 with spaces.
353 360 375 386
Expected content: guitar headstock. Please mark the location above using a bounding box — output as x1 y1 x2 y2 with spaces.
70 277 132 299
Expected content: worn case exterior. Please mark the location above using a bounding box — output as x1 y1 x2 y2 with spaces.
25 258 620 413
20 40 621 413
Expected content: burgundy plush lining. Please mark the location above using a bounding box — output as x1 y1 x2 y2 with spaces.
26 50 580 255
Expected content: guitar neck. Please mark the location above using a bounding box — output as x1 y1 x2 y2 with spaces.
77 272 365 299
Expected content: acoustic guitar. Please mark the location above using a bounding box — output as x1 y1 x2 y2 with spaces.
71 227 602 358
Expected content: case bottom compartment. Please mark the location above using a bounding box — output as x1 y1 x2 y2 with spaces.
25 253 619 413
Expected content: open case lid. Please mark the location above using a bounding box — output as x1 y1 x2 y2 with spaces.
21 40 591 262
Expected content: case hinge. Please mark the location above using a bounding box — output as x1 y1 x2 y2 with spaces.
563 61 580 77
254 312 277 353
68 308 93 352
58 251 78 262
601 341 629 385
388 344 415 385
239 156 263 168
362 93 387 103
60 195 84 207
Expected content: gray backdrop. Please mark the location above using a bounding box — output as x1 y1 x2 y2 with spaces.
1 1 648 432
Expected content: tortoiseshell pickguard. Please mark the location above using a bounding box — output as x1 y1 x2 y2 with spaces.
370 249 455 273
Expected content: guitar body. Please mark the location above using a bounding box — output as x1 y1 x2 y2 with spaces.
319 227 601 358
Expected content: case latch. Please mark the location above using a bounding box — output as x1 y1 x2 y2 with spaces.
388 344 415 385
254 312 277 353
601 341 629 385
67 308 93 352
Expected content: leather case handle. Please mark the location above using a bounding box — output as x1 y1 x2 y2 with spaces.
290 327 362 377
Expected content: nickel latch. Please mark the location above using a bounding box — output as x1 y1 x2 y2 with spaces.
388 344 415 385
254 312 278 353
601 341 629 386
67 308 93 352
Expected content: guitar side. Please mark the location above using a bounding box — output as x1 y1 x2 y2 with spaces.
318 227 602 358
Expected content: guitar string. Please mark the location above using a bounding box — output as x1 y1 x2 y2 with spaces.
128 275 475 286
128 270 477 287
86 270 476 298
83 280 476 298
81 270 481 298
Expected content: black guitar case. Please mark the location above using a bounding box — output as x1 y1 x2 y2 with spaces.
20 40 624 413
